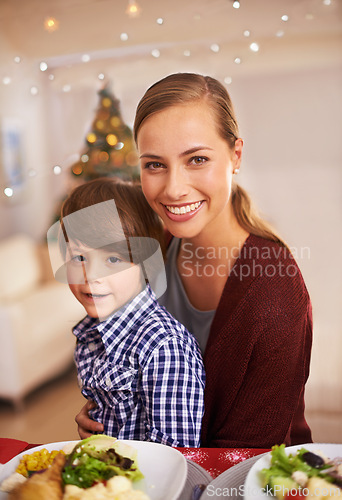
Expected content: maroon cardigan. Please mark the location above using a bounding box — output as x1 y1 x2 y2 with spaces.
200 234 313 448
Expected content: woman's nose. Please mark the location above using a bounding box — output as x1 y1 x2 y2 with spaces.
163 167 190 200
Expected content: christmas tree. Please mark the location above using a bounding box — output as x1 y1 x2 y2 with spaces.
70 85 140 181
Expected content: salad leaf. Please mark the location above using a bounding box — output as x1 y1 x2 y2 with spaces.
261 444 333 490
62 456 111 488
62 435 144 489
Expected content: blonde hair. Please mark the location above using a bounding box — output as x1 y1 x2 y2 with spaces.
134 72 286 246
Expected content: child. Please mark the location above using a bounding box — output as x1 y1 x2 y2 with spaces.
49 177 205 447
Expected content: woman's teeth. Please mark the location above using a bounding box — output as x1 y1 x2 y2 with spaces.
166 201 201 215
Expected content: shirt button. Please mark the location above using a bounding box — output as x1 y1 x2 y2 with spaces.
88 342 96 352
106 377 111 387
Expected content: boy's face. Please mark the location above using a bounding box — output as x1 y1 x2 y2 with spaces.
67 242 144 320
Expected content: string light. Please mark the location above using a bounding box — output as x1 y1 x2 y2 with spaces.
243 30 251 37
72 164 83 176
4 187 13 197
210 43 220 53
14 56 21 63
126 0 141 18
44 16 59 32
81 54 90 63
87 133 97 144
183 50 191 57
62 84 71 92
98 73 105 80
30 86 38 95
120 33 129 41
106 134 118 146
53 165 62 175
3 77 11 85
232 1 240 9
156 18 164 25
224 76 233 85
249 42 259 52
234 57 242 64
281 14 289 22
151 49 160 58
276 30 285 37
39 62 48 72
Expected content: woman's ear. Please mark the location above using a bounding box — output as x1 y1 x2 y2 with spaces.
233 138 243 166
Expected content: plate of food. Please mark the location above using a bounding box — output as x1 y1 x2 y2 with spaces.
0 435 187 500
244 443 342 500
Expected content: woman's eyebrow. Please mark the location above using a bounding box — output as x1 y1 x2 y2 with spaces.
140 146 213 160
180 146 213 157
139 153 162 159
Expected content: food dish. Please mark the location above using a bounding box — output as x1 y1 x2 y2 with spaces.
0 439 187 500
244 443 342 500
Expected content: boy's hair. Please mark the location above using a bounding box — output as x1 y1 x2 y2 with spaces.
60 177 166 264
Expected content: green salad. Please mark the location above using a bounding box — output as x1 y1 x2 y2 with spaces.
62 434 144 489
260 444 340 500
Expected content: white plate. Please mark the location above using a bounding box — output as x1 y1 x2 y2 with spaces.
0 439 187 500
244 443 342 500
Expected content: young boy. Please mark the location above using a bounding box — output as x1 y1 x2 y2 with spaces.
48 177 205 447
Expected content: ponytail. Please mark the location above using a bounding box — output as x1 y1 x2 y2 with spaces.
231 184 287 247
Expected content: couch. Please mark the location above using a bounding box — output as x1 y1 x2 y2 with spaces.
0 233 84 409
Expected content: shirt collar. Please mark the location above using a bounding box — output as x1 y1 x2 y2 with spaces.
73 285 158 352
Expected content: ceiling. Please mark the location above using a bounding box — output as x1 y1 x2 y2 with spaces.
0 0 341 79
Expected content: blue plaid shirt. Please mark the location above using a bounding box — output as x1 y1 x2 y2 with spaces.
73 285 205 447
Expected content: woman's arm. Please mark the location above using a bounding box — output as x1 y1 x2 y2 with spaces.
202 250 313 448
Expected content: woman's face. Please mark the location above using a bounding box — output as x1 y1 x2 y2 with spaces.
137 101 243 240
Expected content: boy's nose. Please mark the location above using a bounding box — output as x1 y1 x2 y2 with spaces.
82 261 103 284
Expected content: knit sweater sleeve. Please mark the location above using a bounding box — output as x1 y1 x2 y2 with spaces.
201 235 313 448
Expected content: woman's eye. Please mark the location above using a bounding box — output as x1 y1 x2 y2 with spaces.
189 156 208 166
144 161 164 170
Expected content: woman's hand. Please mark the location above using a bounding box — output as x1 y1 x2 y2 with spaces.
75 400 104 439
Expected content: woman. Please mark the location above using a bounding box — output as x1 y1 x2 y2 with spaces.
76 73 313 448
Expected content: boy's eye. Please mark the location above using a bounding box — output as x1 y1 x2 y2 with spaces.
107 256 122 264
71 254 86 263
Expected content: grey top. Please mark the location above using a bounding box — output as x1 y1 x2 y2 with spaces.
158 237 215 354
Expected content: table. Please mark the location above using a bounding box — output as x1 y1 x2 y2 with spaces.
0 438 269 478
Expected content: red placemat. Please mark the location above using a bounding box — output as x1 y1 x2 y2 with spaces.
0 439 40 464
177 447 269 478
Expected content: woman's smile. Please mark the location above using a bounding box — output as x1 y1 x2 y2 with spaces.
162 200 204 221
